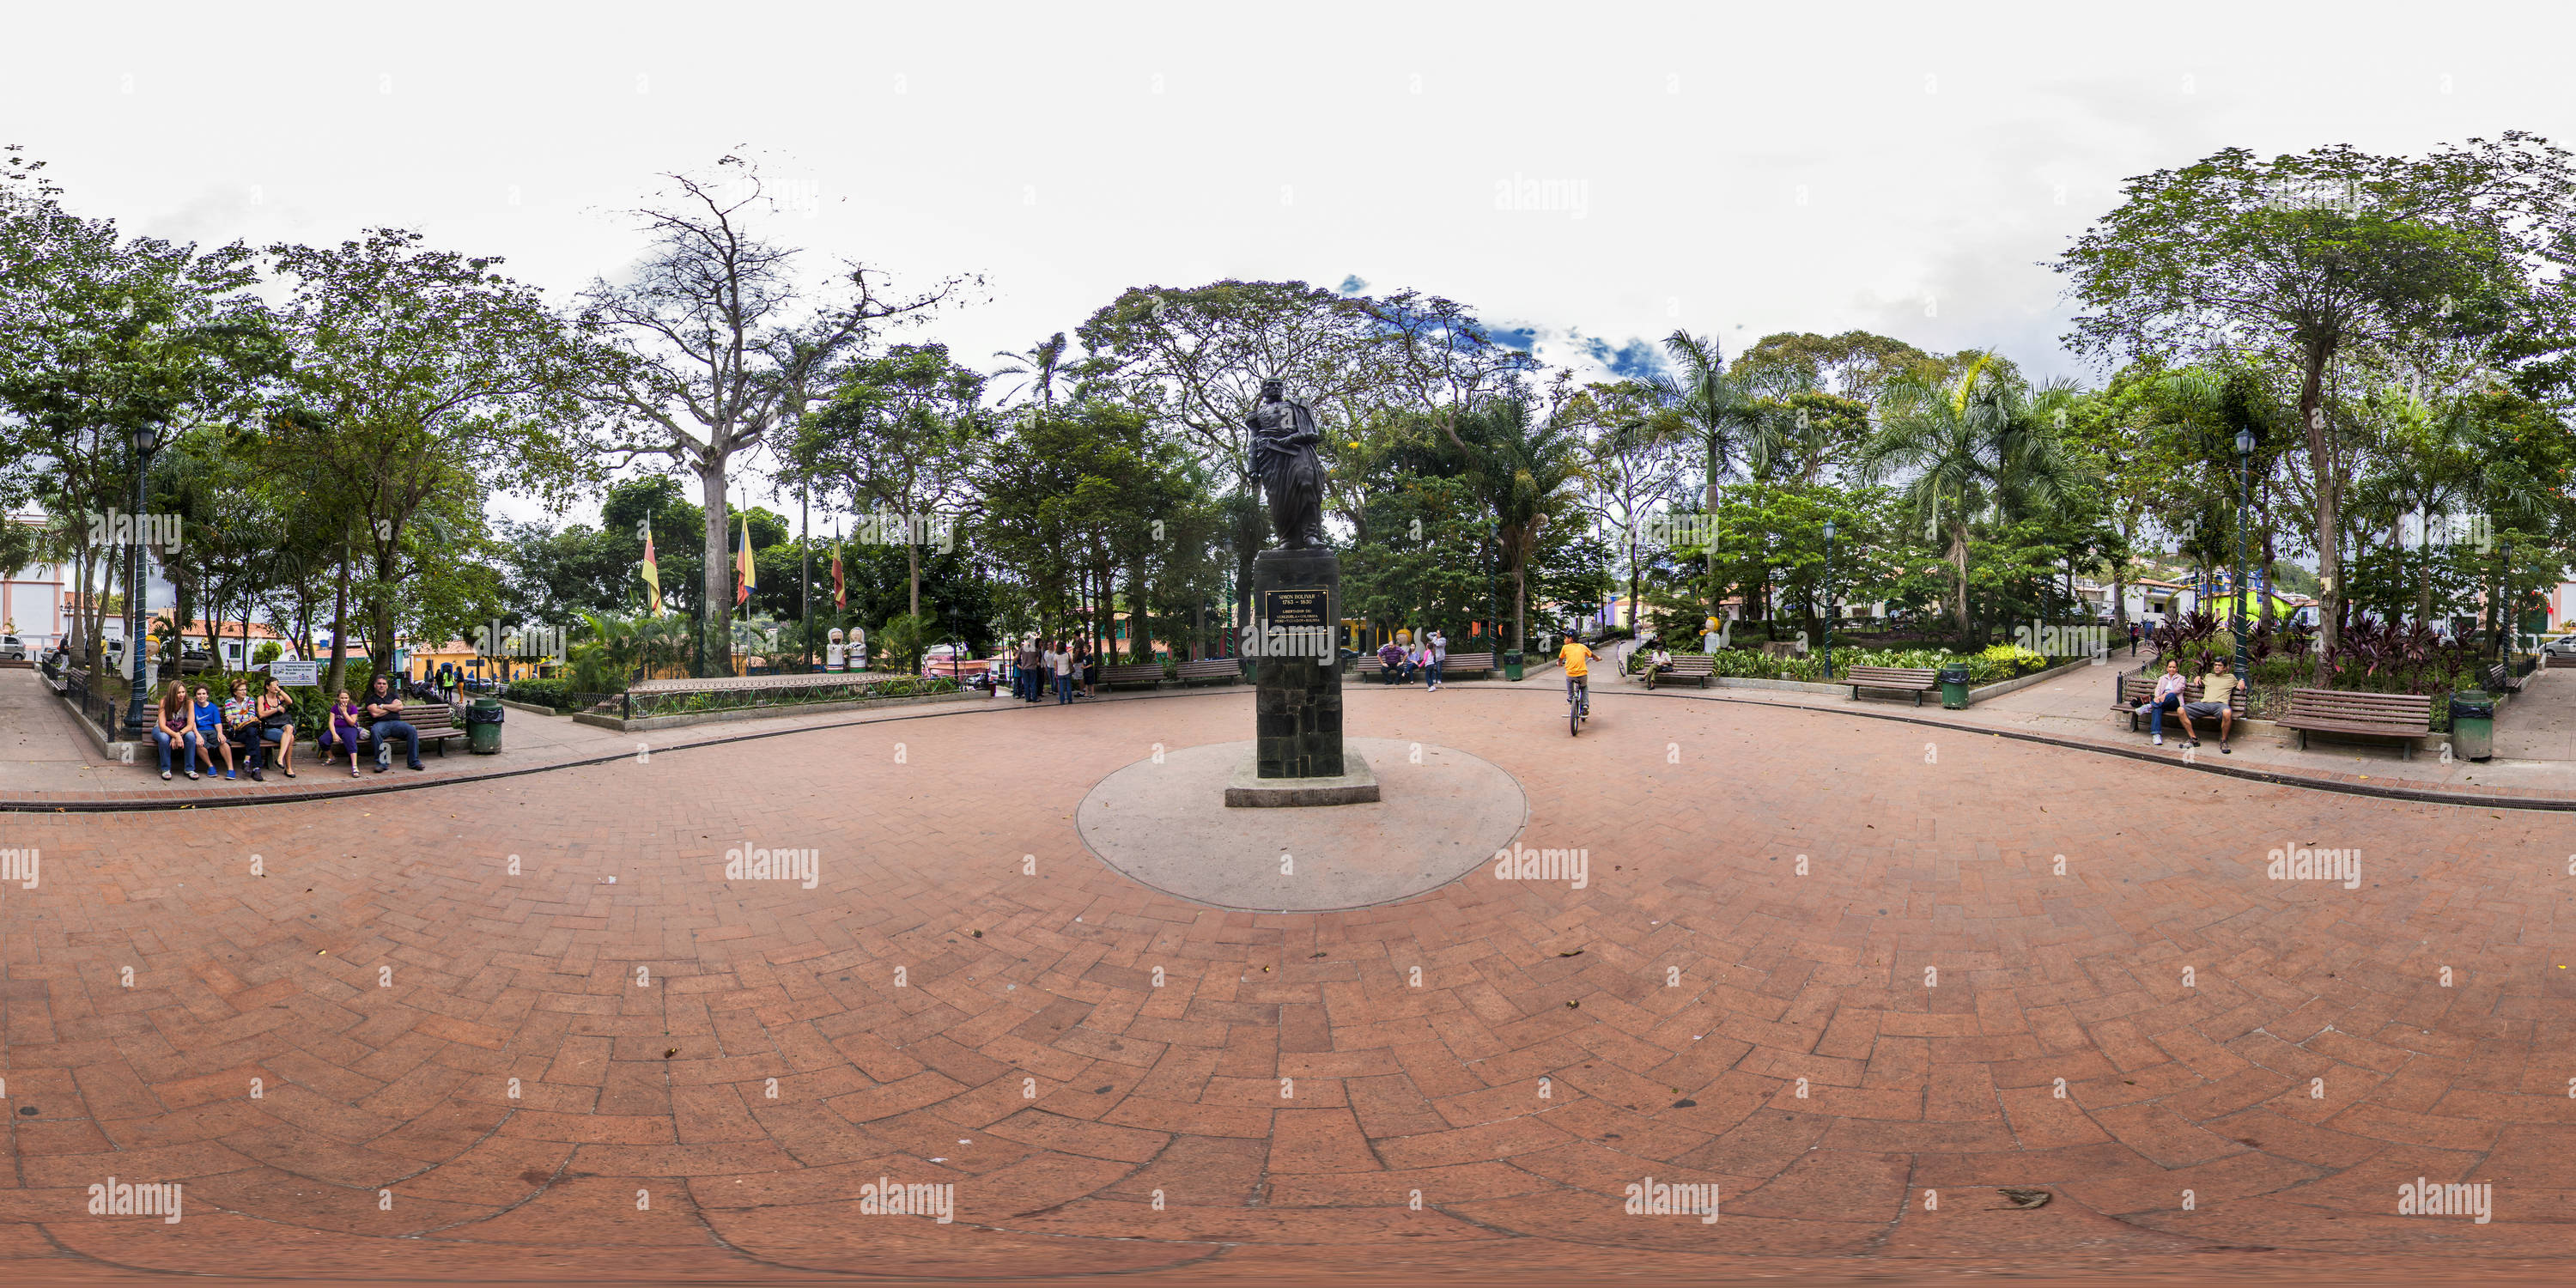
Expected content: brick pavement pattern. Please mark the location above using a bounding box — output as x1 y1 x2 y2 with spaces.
6 683 2576 1284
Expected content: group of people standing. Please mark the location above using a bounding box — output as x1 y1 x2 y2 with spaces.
1373 630 1448 689
147 674 428 782
1010 638 1096 704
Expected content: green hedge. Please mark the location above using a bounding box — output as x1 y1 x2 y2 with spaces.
1631 644 2054 685
500 678 574 710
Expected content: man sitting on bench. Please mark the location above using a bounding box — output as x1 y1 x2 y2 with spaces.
362 674 425 772
1641 641 1673 689
2177 657 2237 754
1376 638 1414 684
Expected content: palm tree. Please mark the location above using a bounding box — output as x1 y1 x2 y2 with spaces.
1654 330 1784 626
1440 394 1587 653
1858 354 2080 643
991 333 1072 408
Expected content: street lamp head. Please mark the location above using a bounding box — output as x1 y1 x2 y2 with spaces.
131 423 155 454
2235 428 2255 456
1822 520 1834 540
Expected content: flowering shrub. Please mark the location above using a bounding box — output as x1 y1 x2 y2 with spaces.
1632 645 2054 684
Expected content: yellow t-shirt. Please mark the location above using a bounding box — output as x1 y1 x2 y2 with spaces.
2201 672 2238 704
1559 642 1593 677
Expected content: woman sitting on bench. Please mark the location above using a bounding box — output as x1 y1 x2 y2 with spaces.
318 689 372 777
2130 659 2187 746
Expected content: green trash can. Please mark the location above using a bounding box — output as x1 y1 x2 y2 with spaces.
465 698 504 755
1938 664 1971 710
1504 650 1525 682
2449 691 2494 762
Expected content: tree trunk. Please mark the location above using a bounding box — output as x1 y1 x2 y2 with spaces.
1949 521 1971 644
1512 557 1528 656
698 458 732 678
2300 350 2340 681
325 532 351 698
906 538 921 621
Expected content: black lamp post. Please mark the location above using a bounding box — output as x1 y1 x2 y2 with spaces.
1820 519 1835 680
2233 426 2255 679
120 422 160 740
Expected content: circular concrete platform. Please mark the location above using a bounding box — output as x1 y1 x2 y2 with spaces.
1076 737 1526 911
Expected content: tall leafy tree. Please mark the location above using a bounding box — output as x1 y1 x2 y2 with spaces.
583 156 967 674
1438 392 1588 652
0 151 274 674
266 228 612 693
790 343 986 619
1857 355 2081 642
2054 132 2576 672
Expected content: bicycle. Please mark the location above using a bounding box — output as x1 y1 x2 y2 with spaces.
1567 672 1589 737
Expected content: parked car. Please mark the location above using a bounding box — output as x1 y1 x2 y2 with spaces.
0 635 24 661
2540 635 2576 658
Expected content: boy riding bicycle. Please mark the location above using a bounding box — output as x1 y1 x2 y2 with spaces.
1560 637 1595 717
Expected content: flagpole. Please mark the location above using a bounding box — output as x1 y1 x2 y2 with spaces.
800 477 812 674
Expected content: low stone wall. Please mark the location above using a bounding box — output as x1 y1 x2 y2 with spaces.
572 689 982 732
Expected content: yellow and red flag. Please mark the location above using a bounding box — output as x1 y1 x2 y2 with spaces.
831 544 846 611
640 530 663 617
734 513 756 610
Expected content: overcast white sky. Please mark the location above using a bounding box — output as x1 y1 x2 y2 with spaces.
10 2 2573 527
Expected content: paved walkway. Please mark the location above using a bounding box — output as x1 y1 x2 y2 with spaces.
15 661 2576 811
6 682 2576 1282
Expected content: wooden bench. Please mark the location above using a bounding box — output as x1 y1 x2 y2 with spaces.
2484 659 2531 694
56 665 87 696
1097 663 1166 690
1845 665 1939 706
1175 657 1240 685
2278 688 2433 759
2109 671 2248 732
1353 651 1421 683
1438 650 1494 678
380 699 467 757
1631 653 1716 689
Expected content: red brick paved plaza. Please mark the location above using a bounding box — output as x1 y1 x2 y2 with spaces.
7 683 2576 1285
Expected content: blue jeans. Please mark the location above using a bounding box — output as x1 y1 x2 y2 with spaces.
1054 674 1073 703
1426 661 1443 686
2140 694 2178 737
373 719 421 767
154 729 200 773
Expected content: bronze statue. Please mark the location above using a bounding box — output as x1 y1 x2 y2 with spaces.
1248 379 1325 549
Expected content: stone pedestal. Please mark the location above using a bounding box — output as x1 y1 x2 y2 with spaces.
1248 547 1355 785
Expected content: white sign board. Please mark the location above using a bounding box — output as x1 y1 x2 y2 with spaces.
269 660 322 687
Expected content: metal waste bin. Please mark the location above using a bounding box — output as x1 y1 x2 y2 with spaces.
1939 664 1972 710
1504 650 1525 683
465 698 504 755
2449 691 2494 762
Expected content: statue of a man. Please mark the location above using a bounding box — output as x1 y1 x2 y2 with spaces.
1248 379 1326 549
